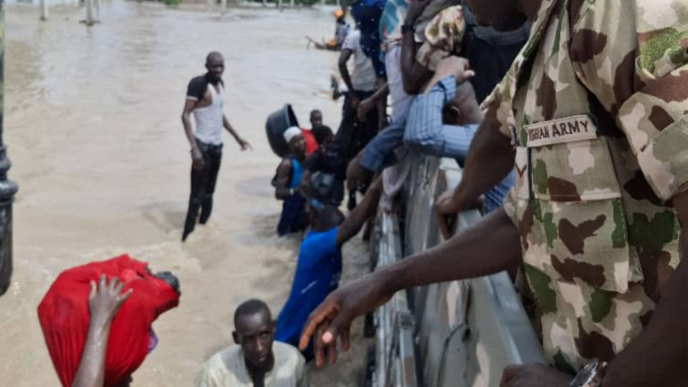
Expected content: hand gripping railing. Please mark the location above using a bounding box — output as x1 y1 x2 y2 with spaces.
373 154 545 387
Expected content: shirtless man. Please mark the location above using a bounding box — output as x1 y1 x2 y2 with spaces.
181 52 252 242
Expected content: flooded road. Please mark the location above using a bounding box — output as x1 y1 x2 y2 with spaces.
1 2 371 386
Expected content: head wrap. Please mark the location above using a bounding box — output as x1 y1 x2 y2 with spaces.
283 127 303 144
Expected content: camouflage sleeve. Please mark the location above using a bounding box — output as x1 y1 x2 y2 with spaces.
572 0 688 201
480 74 517 142
416 5 465 72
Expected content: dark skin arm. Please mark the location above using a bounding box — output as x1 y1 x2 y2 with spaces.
274 159 294 200
222 115 252 150
71 275 132 387
300 208 521 366
338 49 360 108
336 177 383 248
401 0 433 95
357 82 389 122
181 99 204 170
435 112 516 239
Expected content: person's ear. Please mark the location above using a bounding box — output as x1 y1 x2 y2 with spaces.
232 331 239 345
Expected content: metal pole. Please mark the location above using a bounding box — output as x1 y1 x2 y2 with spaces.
221 0 227 15
289 0 293 7
40 0 49 21
0 0 19 297
85 0 96 25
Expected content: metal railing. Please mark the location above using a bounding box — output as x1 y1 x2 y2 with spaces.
373 154 544 387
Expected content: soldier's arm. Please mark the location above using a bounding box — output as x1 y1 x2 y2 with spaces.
435 91 516 239
572 2 688 386
603 190 688 387
300 208 522 366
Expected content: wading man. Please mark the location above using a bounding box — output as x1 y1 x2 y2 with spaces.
181 52 252 242
195 299 307 387
302 0 688 386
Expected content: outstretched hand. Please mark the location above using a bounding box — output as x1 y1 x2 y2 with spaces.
299 273 395 367
88 274 133 327
238 138 253 151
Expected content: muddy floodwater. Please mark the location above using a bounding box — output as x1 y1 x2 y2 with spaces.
0 2 371 386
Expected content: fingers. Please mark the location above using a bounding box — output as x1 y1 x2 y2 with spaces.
299 304 334 351
89 280 97 300
314 321 330 367
340 323 351 351
436 210 452 240
118 288 134 304
98 273 107 291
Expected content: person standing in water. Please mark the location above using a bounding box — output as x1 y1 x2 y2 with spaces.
273 128 309 237
181 52 252 242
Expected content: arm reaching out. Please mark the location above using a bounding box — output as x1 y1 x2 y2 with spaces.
71 275 133 387
336 177 383 248
222 115 252 151
301 208 521 367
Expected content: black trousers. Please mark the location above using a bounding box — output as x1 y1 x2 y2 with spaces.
183 139 222 241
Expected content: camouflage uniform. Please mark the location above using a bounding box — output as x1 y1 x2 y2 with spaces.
483 0 688 373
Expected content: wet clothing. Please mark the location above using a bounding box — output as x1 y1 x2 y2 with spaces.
488 0 688 372
277 158 308 237
276 227 342 356
38 255 179 387
305 143 347 206
195 343 307 387
186 75 225 146
183 139 222 240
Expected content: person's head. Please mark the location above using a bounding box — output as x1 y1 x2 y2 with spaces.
233 299 275 371
464 0 531 31
205 52 225 84
310 110 323 127
443 81 481 126
312 125 334 148
333 8 345 23
307 198 344 231
283 127 306 158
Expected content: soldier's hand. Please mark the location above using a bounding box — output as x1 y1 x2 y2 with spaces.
500 364 571 387
435 189 461 239
299 273 395 367
436 57 475 84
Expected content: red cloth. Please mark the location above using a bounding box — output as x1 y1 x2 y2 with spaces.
301 128 318 155
37 255 180 387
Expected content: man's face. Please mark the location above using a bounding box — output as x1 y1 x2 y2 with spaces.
310 112 323 127
289 135 306 157
234 312 275 370
206 56 225 84
465 0 528 31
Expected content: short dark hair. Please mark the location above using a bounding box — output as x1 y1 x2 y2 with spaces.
312 125 334 146
234 299 271 327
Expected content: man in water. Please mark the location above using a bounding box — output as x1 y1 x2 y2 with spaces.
195 299 307 387
276 175 383 358
307 9 350 51
181 51 252 242
273 127 308 237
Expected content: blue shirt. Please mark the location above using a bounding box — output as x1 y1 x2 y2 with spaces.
275 227 342 350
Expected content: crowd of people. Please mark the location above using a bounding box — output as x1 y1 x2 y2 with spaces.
35 0 688 385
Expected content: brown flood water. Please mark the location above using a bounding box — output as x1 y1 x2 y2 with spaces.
0 2 371 386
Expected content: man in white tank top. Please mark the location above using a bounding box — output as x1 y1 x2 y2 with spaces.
181 52 252 242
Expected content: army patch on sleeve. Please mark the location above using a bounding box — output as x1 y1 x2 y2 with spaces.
525 115 597 147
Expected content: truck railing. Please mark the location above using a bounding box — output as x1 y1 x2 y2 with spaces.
373 154 545 387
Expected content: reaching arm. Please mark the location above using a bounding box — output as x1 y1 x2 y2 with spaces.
71 276 132 387
273 159 294 200
435 98 515 238
222 115 252 150
401 24 433 95
300 208 521 366
336 177 383 248
357 82 390 122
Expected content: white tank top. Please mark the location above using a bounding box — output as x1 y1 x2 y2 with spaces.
193 83 225 145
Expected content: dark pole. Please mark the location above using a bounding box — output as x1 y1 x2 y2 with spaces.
0 0 19 297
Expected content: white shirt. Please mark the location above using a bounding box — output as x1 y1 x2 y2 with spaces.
194 343 308 387
191 82 225 145
342 30 377 92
